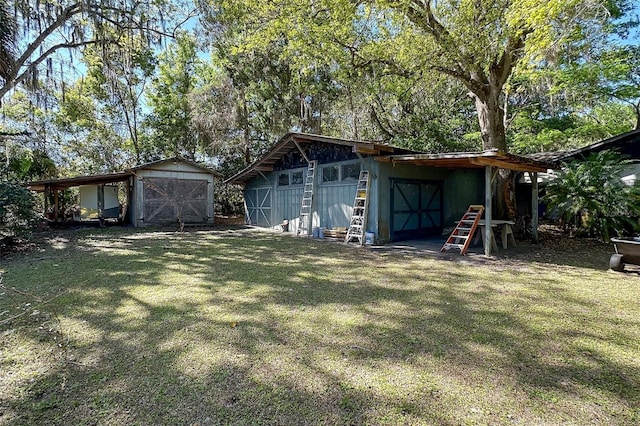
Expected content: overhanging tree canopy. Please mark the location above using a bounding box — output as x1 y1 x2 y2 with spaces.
206 0 630 152
0 0 193 105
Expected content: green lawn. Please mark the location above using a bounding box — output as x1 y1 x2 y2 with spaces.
1 227 639 425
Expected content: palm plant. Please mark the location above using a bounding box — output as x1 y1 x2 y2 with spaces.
545 150 640 241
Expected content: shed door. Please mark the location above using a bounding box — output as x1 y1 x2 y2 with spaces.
245 187 272 227
143 178 208 224
390 179 443 241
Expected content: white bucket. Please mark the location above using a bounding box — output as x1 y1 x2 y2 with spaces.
364 232 374 245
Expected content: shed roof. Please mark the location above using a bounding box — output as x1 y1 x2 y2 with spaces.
376 149 554 172
225 132 416 184
27 171 134 192
131 157 223 177
27 157 221 192
558 129 640 161
526 129 640 164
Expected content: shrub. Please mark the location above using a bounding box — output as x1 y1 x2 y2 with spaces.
544 150 640 241
215 182 244 215
0 182 38 247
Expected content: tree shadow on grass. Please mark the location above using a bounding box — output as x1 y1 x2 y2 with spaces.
1 227 638 424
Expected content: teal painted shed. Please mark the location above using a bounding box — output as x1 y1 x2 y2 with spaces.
226 133 550 246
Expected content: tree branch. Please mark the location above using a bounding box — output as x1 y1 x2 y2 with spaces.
12 3 84 80
0 40 105 101
0 130 30 136
492 32 531 88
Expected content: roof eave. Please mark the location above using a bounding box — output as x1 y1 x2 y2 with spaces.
224 132 417 184
376 150 554 173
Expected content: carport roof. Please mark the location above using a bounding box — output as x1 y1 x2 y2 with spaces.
27 171 134 192
376 149 554 172
27 157 221 192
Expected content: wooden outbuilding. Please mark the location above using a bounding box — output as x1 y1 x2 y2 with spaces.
28 157 222 227
226 133 553 255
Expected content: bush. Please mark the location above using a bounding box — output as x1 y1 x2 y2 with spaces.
0 182 38 247
215 182 244 215
544 150 640 241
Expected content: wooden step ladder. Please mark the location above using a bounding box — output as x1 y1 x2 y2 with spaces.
441 205 484 255
345 170 371 245
298 160 317 236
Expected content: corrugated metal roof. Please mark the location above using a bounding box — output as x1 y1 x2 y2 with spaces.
558 129 640 160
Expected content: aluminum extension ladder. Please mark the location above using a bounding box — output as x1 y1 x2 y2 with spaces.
345 170 371 245
298 160 317 235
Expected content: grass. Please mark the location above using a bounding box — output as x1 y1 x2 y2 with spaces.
0 226 639 425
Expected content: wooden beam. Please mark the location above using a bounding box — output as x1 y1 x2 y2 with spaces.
254 166 273 172
353 146 379 155
470 157 547 172
372 144 395 152
485 166 492 256
531 171 539 243
243 194 250 225
258 171 270 184
293 140 311 163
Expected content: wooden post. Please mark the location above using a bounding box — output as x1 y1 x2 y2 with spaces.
44 185 49 219
98 184 105 226
531 171 539 243
485 166 492 256
54 189 59 222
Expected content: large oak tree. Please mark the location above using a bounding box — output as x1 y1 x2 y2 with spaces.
208 0 629 152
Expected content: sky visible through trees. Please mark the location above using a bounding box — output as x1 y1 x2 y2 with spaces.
0 0 639 181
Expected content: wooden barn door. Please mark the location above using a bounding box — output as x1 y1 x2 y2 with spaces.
143 178 208 224
390 179 443 241
245 187 272 227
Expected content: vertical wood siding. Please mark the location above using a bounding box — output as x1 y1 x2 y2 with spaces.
316 183 357 229
244 158 377 233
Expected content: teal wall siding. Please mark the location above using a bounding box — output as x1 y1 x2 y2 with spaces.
376 162 484 242
243 156 483 243
442 169 484 225
243 161 371 233
273 186 303 226
316 183 356 229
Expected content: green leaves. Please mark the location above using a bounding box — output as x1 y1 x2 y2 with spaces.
545 150 640 241
0 182 38 245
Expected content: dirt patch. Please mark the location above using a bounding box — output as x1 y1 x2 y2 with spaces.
502 224 613 270
214 215 245 226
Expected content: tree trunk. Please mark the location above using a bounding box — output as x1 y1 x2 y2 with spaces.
475 86 514 219
474 89 507 151
241 89 251 165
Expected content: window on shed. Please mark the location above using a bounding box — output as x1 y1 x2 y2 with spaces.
278 172 289 186
341 163 361 181
322 165 339 183
291 170 304 185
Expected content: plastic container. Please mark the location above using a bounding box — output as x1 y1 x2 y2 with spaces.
364 232 374 245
